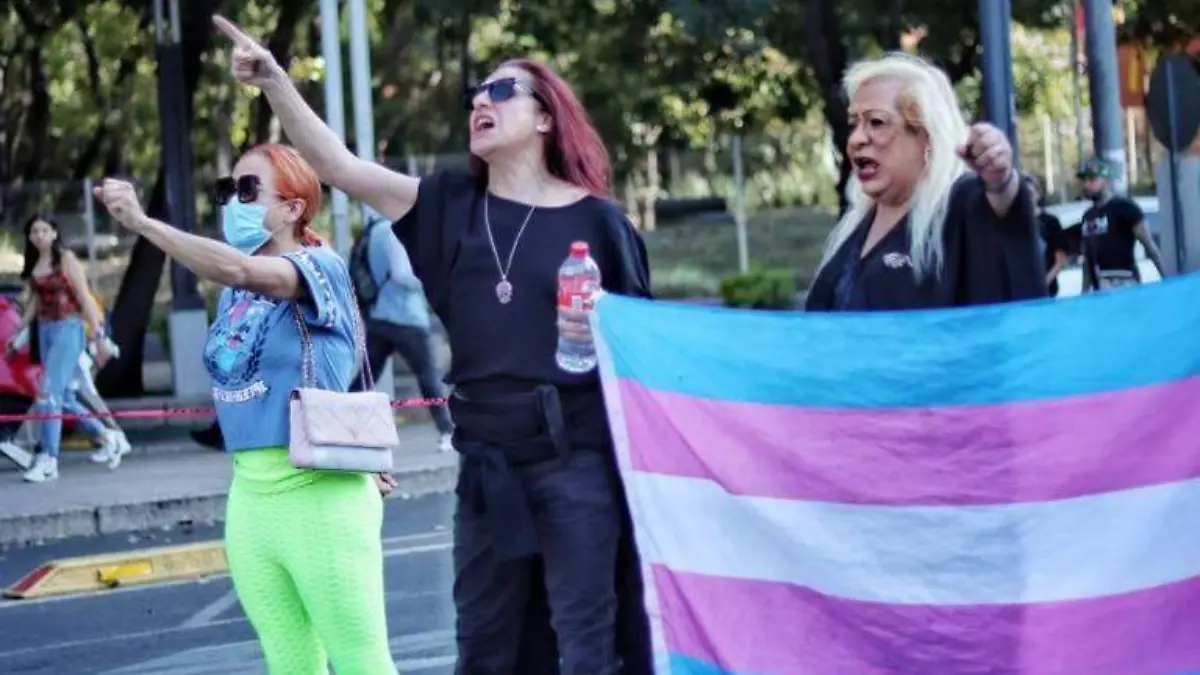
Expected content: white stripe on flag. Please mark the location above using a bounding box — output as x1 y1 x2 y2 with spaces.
627 472 1200 606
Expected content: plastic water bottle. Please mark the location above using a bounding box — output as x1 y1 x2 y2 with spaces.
555 241 602 373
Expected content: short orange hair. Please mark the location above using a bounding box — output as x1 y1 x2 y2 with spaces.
249 143 323 247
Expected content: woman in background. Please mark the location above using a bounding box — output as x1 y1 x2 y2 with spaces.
9 214 117 483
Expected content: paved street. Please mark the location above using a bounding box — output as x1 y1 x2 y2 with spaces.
0 493 458 674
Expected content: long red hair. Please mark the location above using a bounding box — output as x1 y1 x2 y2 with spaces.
468 58 612 197
250 143 324 247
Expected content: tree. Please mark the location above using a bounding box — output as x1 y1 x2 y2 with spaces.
96 0 223 397
1120 0 1200 50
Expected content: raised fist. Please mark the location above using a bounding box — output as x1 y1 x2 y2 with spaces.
92 179 146 229
213 15 286 89
956 123 1015 190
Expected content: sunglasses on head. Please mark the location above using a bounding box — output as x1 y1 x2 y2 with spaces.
213 175 264 206
463 77 543 111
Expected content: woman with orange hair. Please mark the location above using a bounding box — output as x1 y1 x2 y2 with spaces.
93 144 397 674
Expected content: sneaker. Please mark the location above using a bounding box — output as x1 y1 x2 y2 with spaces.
113 429 132 456
88 430 125 470
22 454 58 483
438 433 454 453
0 440 34 471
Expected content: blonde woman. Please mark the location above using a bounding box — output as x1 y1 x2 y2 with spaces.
806 53 1044 311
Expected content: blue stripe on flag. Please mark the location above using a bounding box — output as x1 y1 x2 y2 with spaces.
667 653 747 675
595 274 1200 408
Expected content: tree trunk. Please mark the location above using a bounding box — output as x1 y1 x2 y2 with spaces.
97 0 222 397
803 0 852 215
886 0 904 51
248 2 308 148
20 46 49 180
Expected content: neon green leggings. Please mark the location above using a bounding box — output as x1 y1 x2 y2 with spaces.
225 448 396 675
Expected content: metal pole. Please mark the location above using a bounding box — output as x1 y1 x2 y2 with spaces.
348 0 376 181
1081 0 1128 194
999 0 1019 167
347 0 393 395
1164 65 1186 273
731 135 748 274
83 177 97 286
1125 108 1137 184
320 0 351 258
1069 0 1085 165
979 0 1018 157
1054 120 1067 202
1042 114 1054 193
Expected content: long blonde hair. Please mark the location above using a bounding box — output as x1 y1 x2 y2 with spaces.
818 53 969 280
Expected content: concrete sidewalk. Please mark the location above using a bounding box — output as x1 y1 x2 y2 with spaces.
0 422 458 549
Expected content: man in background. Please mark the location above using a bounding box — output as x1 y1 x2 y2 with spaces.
351 211 453 451
1076 158 1166 292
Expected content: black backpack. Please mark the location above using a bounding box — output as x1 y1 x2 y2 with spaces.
349 220 386 311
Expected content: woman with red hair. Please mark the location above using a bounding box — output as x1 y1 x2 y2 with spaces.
93 143 397 674
215 14 653 675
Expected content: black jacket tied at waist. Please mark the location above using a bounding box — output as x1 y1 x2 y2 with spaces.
450 384 570 561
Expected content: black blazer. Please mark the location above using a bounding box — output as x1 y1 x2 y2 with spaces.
806 174 1046 312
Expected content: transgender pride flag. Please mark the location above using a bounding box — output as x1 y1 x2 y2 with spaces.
592 276 1200 675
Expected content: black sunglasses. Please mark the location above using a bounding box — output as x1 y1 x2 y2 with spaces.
463 77 543 111
213 175 264 206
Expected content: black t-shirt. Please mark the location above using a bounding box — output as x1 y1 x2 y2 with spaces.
393 170 651 447
1081 196 1144 274
805 174 1045 312
1038 212 1069 296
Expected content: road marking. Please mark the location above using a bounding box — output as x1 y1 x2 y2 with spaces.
381 530 449 546
383 542 452 558
0 591 452 660
0 535 455 660
178 589 239 629
0 528 453 607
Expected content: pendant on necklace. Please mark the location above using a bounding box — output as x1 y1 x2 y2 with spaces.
495 279 514 304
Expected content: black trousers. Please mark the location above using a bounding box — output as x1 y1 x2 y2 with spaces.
360 319 453 434
454 449 623 675
510 512 654 675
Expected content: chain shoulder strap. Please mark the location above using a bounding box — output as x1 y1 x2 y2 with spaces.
290 302 374 392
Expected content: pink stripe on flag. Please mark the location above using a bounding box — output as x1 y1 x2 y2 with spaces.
654 565 1200 675
619 376 1200 505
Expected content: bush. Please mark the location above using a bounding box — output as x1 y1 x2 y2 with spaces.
719 267 797 310
651 266 721 300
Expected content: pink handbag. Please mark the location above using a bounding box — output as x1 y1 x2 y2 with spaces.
287 303 398 472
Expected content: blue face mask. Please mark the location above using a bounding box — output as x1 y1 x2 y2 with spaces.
222 201 272 255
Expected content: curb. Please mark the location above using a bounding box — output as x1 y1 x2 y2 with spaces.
4 541 228 599
0 462 458 550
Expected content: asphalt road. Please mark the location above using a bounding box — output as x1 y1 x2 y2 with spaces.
0 494 458 674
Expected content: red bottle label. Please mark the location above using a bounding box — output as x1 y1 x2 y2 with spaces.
557 276 596 311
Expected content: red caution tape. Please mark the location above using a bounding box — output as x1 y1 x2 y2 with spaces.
0 397 447 423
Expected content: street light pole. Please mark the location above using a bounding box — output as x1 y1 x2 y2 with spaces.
1081 0 1129 193
979 0 1020 167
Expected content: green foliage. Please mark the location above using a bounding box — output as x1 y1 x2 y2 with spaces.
718 267 796 310
651 265 721 299
2 0 1186 223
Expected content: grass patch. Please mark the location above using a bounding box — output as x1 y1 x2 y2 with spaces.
643 206 837 298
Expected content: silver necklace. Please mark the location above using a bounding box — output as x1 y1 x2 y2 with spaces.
483 193 536 304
